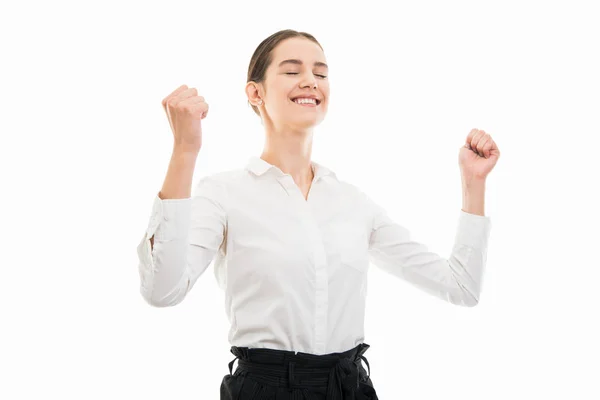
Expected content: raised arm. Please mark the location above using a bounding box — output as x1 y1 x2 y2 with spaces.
367 128 498 306
366 194 492 307
136 84 222 307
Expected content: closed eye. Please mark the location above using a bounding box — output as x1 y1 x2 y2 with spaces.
285 72 327 79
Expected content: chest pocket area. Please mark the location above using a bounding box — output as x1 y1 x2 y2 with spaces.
327 220 370 271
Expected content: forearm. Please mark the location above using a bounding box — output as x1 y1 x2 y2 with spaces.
159 147 199 200
151 147 198 249
461 177 486 216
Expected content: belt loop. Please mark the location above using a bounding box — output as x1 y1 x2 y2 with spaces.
228 346 249 375
228 355 239 375
359 355 371 379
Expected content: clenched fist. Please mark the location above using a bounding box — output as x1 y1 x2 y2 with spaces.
162 84 209 154
459 128 500 180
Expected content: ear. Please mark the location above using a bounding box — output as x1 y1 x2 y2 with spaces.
245 81 262 106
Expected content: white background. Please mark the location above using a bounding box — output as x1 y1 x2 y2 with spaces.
1 0 599 399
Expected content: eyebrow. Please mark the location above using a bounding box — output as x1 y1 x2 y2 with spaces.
278 59 328 69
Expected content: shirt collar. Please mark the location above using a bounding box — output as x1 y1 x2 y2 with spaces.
245 156 337 181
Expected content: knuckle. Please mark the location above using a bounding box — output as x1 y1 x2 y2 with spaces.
176 99 188 110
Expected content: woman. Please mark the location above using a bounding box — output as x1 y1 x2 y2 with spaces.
137 29 499 399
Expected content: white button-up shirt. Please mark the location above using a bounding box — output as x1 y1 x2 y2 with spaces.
137 156 492 355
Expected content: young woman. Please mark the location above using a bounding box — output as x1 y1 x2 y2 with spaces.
137 29 500 400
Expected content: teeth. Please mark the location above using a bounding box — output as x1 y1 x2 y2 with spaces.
294 98 317 105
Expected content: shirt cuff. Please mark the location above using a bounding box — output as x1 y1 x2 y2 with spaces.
146 192 192 242
454 209 492 249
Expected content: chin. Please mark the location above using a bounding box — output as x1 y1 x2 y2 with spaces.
291 113 326 128
294 118 323 130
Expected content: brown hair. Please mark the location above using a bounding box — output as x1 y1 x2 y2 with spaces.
247 29 323 117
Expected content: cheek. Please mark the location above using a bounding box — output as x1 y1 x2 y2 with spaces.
321 87 330 103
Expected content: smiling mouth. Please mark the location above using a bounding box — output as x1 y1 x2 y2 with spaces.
291 98 321 106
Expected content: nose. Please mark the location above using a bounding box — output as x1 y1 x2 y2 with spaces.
300 73 318 90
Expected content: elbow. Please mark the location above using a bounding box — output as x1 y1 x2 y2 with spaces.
137 238 189 308
456 290 479 307
446 283 479 307
145 298 181 308
140 286 186 308
446 294 479 307
140 278 189 308
461 297 479 307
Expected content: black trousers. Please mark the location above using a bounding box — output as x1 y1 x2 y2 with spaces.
220 342 379 399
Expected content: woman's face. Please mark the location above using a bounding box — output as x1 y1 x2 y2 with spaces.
252 37 330 130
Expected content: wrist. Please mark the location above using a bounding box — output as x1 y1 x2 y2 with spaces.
172 145 200 158
461 177 486 216
461 175 486 188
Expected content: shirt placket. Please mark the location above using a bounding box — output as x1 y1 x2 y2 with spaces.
278 175 329 354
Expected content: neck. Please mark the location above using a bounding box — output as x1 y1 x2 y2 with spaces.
260 123 315 184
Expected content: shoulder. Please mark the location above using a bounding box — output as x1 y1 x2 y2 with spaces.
194 167 245 188
335 179 364 199
189 168 241 204
319 163 364 196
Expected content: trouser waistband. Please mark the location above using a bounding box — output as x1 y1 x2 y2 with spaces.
228 343 372 397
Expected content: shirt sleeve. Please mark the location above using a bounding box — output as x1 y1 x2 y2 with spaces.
366 194 492 307
136 175 227 307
